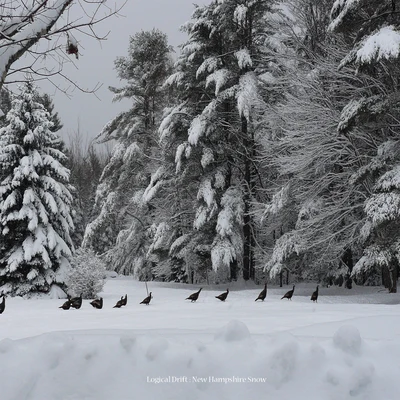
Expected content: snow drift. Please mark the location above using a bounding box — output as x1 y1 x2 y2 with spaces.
0 321 399 400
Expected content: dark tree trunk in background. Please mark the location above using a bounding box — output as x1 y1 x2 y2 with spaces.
342 248 354 289
242 113 257 281
388 258 398 293
280 271 283 287
389 267 398 293
382 266 390 289
242 116 255 281
230 259 238 281
342 248 354 272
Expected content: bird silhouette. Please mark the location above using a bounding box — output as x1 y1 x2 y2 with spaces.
90 297 103 309
311 285 319 302
281 285 295 300
140 292 152 305
121 294 127 306
186 288 202 302
255 283 267 301
0 295 5 314
70 293 82 309
215 289 229 302
113 298 124 308
59 299 71 310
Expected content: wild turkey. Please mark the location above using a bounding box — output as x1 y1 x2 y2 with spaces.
70 293 82 309
121 294 127 306
140 292 152 305
0 296 5 314
255 283 267 301
113 298 124 308
281 285 295 300
311 285 319 302
59 299 71 310
186 288 202 302
90 297 103 309
215 289 229 302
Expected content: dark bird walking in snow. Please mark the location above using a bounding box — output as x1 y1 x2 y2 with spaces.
281 285 295 300
59 299 71 310
255 283 267 301
121 294 127 306
311 285 319 303
0 295 5 314
186 288 202 302
215 289 229 302
140 292 152 305
113 297 124 308
70 293 83 309
90 297 103 309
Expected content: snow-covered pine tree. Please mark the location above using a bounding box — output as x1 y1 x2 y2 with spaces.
35 93 63 133
83 29 173 275
330 0 400 292
156 0 278 282
0 89 12 127
0 82 74 296
67 140 107 249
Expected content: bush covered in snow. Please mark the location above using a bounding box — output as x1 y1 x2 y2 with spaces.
66 249 106 298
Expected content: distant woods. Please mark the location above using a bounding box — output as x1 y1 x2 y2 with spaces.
80 1 400 291
2 0 400 294
65 130 111 247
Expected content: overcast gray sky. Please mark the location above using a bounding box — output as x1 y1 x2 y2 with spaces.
47 0 208 145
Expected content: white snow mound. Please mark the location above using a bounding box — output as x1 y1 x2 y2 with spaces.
214 320 251 342
0 323 399 400
333 325 362 355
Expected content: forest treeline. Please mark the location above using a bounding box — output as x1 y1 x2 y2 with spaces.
1 0 399 295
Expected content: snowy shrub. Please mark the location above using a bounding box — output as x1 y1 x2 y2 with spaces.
66 249 106 299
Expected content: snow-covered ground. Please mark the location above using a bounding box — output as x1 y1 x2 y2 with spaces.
1 278 400 400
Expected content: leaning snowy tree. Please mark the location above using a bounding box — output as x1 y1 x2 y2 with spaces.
0 0 125 113
0 82 74 296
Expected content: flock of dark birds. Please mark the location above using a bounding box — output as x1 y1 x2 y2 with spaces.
58 292 154 310
181 283 319 304
0 285 320 314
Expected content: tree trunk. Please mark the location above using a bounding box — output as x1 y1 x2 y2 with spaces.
242 115 256 281
382 265 390 289
389 267 397 293
388 258 398 293
243 212 252 280
230 259 238 281
280 271 283 287
342 248 354 289
242 116 252 280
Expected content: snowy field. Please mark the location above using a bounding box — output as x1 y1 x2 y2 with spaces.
1 278 400 400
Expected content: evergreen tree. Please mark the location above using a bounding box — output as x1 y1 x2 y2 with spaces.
0 82 74 296
35 93 63 133
66 136 108 249
329 0 400 291
156 0 278 282
0 89 12 128
83 29 173 276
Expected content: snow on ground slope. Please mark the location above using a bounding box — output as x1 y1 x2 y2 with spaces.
0 278 400 400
